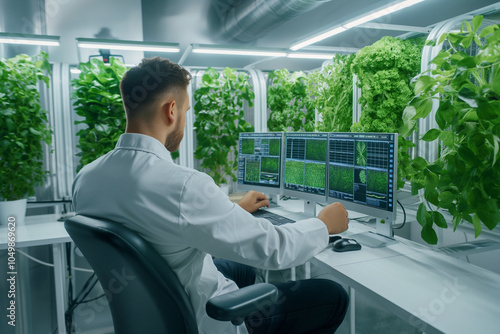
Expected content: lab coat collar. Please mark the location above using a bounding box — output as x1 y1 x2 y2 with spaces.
115 133 174 163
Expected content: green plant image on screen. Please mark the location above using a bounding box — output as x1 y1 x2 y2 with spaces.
358 169 366 184
330 165 354 194
245 160 260 182
269 139 280 156
241 139 255 155
285 160 304 185
367 170 387 194
356 141 367 166
305 163 326 188
261 157 280 183
305 140 327 161
261 157 279 174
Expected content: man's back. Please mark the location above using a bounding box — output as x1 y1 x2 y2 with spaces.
72 133 329 333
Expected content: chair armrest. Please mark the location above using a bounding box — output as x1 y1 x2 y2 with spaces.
206 283 278 326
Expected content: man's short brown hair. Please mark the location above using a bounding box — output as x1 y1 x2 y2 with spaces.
119 57 192 117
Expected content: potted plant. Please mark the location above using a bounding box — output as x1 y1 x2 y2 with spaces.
401 16 500 244
267 68 315 132
0 51 52 224
71 57 128 171
193 67 254 189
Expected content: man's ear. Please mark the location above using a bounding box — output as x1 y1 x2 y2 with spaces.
163 100 176 125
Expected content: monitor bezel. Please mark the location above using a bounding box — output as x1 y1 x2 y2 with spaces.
282 132 329 203
236 132 284 196
326 132 398 223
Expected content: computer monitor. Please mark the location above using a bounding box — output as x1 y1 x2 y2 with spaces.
237 132 283 195
327 132 398 240
282 132 328 204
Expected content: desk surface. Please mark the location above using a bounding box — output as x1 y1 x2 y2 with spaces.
268 201 500 334
0 214 71 249
3 206 500 333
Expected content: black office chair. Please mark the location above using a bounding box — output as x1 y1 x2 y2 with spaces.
64 215 278 334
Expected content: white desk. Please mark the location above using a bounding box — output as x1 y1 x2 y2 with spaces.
3 208 500 334
270 201 500 334
0 215 71 334
267 202 500 334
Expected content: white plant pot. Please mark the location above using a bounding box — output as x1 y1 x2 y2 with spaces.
0 199 27 226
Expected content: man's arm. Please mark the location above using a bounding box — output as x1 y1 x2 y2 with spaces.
237 190 349 234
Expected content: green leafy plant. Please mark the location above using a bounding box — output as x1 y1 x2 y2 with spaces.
310 54 355 132
367 170 388 194
356 141 367 166
306 140 327 161
72 58 127 171
0 52 52 201
245 161 260 182
241 138 255 154
285 161 304 185
330 165 354 194
358 169 366 184
194 67 254 185
267 69 315 132
268 139 280 156
261 157 279 174
351 36 424 189
305 163 326 188
401 16 500 244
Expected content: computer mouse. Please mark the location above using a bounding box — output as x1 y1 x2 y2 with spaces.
332 238 362 252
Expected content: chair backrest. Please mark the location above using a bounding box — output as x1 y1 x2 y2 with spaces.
65 215 199 334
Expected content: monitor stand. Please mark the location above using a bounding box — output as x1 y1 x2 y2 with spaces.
304 200 317 216
351 218 397 248
268 194 279 208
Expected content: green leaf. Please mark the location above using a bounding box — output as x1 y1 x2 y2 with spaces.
400 105 417 137
424 170 439 189
438 33 448 45
416 203 428 227
438 131 454 147
457 146 476 163
439 191 456 209
479 25 497 38
421 225 438 245
412 98 433 120
472 213 482 238
421 128 441 142
476 199 500 230
411 157 428 170
490 66 500 95
425 188 439 206
432 211 448 229
415 75 437 95
472 15 484 32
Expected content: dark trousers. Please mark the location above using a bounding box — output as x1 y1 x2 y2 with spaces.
214 259 349 334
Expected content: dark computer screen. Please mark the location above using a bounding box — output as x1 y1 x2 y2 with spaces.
328 132 397 214
283 132 328 200
237 132 283 193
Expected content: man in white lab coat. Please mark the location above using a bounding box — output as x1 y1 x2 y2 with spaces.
72 57 349 333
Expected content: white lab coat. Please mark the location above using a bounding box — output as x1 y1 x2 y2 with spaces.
72 133 329 334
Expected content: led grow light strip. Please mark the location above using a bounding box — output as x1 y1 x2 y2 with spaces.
290 0 427 50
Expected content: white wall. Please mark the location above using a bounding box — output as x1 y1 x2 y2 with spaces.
45 0 143 64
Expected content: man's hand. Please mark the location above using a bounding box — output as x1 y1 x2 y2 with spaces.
317 202 349 235
237 191 270 213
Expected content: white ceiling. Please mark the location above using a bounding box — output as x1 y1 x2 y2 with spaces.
2 0 500 71
140 0 500 70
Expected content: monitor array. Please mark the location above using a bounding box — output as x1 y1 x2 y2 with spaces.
237 132 398 221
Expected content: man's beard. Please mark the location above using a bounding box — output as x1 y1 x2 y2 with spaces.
165 119 183 152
